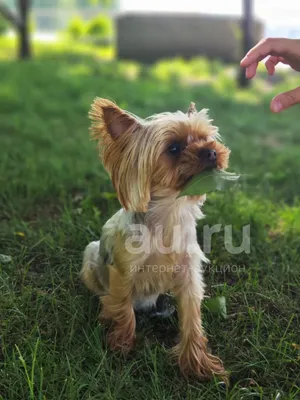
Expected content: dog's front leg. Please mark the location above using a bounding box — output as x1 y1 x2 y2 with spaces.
100 266 136 354
172 259 226 381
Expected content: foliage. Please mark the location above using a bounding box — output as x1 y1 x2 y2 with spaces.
86 13 113 38
0 38 299 399
0 16 9 35
65 14 113 43
66 15 86 39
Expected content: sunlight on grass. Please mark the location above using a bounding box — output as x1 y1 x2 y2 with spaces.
278 204 300 233
0 36 114 61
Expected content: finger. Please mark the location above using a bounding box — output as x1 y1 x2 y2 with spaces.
270 86 300 112
265 56 289 75
240 37 289 67
245 62 258 79
278 57 290 65
265 56 280 75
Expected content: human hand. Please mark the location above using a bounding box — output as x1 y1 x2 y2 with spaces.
240 38 300 112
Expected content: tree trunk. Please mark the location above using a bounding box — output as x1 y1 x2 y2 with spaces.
18 0 31 60
239 0 253 88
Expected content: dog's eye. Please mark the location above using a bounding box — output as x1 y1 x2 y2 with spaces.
168 143 182 155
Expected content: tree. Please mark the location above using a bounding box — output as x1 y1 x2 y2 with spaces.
239 0 253 87
0 0 31 59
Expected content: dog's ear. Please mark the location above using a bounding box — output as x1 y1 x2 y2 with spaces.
89 98 149 212
89 98 138 140
187 102 197 117
111 138 152 213
113 167 151 213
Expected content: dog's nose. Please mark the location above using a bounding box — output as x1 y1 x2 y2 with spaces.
199 148 217 162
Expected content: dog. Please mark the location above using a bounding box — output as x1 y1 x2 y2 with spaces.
81 98 230 380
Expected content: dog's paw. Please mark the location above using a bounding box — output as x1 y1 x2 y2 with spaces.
171 337 227 382
107 325 136 354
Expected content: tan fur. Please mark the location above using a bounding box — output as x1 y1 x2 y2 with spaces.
100 267 136 353
82 99 231 381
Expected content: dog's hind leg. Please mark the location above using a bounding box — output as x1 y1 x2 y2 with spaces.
81 240 109 295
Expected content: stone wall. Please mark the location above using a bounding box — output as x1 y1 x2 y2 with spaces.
117 13 263 63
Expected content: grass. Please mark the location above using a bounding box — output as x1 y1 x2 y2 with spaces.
0 37 300 399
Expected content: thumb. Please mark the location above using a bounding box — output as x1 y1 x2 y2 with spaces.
270 86 300 112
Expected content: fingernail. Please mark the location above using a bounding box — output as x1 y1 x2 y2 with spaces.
273 101 282 112
240 56 248 66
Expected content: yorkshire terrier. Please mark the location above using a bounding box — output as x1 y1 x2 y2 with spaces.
81 98 230 380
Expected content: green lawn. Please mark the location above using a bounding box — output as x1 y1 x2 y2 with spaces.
0 38 300 399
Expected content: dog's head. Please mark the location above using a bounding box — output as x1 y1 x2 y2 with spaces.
90 98 230 212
